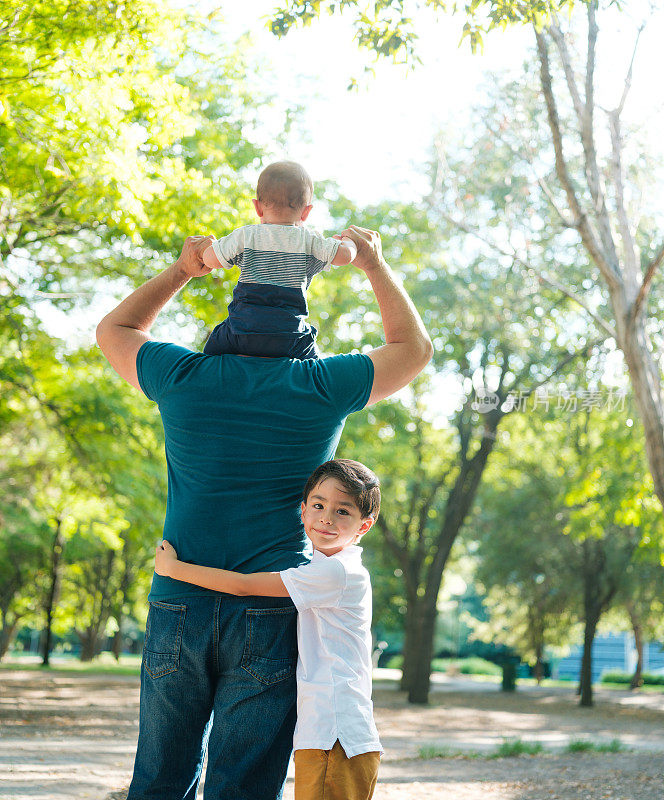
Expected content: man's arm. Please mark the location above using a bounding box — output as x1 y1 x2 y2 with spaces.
95 235 214 392
155 541 290 597
341 225 433 406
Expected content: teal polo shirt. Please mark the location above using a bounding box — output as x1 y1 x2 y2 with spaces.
136 342 374 600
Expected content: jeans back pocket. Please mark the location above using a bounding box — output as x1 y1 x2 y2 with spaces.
241 607 297 686
143 601 186 679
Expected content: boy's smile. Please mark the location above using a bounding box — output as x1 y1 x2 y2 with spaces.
301 477 374 556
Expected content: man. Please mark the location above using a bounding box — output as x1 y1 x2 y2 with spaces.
96 225 432 799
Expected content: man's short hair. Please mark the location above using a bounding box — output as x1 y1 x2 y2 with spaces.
303 459 381 520
256 161 314 210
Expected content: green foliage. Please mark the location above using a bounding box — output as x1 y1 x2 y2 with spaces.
269 0 581 55
0 1 279 658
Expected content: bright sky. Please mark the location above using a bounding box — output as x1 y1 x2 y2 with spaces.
213 0 664 214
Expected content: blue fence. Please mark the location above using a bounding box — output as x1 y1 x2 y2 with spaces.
555 633 664 682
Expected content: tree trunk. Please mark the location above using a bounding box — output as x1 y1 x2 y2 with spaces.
613 297 664 512
111 537 132 663
406 604 438 704
534 643 544 685
111 630 123 661
579 610 599 707
80 629 98 662
41 519 64 667
399 600 418 692
76 549 115 662
0 615 21 659
536 18 664 513
626 603 644 690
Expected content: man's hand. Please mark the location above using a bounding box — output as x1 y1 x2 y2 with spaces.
96 234 215 392
335 226 386 274
155 540 179 577
334 226 433 406
175 235 216 279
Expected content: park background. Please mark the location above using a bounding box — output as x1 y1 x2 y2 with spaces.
3 1 664 797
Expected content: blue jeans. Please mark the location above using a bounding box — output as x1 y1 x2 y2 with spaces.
127 594 298 800
203 282 320 361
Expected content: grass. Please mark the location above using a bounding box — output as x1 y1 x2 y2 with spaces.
0 652 142 676
565 738 623 753
418 737 627 760
491 739 544 757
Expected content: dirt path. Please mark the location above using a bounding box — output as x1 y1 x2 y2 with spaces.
2 670 663 799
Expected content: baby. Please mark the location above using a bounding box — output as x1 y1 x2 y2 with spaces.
155 458 383 800
202 161 357 360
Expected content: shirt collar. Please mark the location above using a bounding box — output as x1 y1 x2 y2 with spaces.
312 545 363 563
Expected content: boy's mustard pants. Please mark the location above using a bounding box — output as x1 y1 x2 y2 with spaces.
293 740 380 800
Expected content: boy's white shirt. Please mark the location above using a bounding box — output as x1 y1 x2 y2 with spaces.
210 224 340 290
280 545 383 758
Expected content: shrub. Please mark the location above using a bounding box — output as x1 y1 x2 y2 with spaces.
601 671 664 686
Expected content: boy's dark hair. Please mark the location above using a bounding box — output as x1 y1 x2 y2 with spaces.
256 161 313 209
303 459 381 520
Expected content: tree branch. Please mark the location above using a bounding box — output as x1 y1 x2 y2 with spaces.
535 28 620 290
441 211 617 340
548 22 585 122
617 24 644 116
630 242 664 325
608 108 639 292
510 335 608 399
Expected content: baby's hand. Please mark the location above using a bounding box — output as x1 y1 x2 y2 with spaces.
155 540 178 577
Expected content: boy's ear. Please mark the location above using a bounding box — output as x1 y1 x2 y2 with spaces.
300 204 313 222
300 501 306 521
252 198 264 218
356 516 375 539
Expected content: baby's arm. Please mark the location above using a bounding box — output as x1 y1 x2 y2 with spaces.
155 540 290 597
331 236 357 266
202 245 225 270
202 228 243 271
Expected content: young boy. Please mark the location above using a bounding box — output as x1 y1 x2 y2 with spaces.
202 161 357 360
154 458 383 800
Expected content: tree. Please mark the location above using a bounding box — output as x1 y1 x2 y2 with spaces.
610 556 664 688
471 415 579 683
319 182 602 702
271 0 664 518
472 400 661 705
1 3 281 662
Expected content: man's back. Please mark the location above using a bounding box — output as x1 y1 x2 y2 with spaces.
137 341 373 599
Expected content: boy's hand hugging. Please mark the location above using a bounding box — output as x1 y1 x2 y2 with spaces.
154 540 178 577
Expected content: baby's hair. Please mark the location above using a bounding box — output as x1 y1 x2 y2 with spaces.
303 459 381 521
256 161 313 210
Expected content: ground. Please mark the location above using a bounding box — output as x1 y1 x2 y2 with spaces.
2 668 664 800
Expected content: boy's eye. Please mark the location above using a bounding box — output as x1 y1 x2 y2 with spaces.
313 503 323 509
337 509 349 515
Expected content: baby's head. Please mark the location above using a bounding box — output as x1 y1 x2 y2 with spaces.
253 161 314 225
301 459 381 556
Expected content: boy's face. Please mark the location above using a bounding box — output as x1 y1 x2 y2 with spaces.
301 477 374 556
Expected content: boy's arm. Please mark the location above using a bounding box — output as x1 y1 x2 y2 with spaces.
330 236 357 266
155 541 290 597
